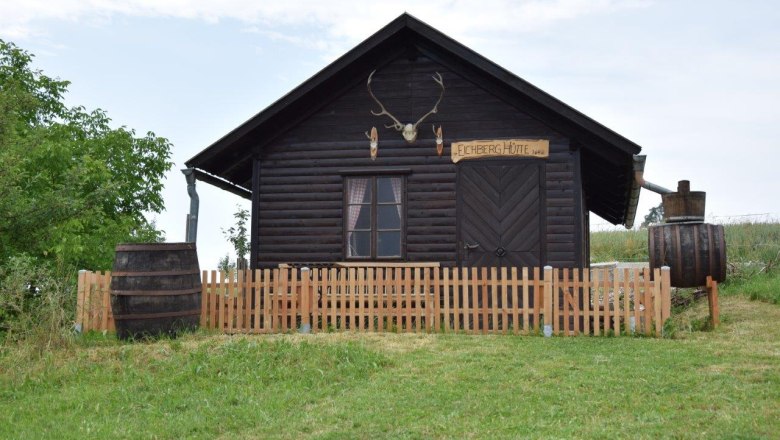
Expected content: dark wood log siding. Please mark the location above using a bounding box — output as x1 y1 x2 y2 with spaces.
254 55 584 268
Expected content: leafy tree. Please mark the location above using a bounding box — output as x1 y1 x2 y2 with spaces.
0 40 173 270
217 254 237 274
640 203 664 229
222 206 250 269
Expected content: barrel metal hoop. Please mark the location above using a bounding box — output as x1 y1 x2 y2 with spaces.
111 269 201 277
111 287 201 297
113 309 201 321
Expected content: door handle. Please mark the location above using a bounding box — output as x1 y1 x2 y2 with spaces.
463 242 480 251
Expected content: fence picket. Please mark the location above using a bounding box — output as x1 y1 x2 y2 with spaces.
291 269 299 332
491 267 499 333
573 268 580 336
367 268 375 332
654 268 662 337
471 267 480 334
413 268 421 332
270 269 279 332
262 269 270 332
355 268 363 332
255 270 262 332
453 268 461 332
76 271 86 331
602 268 610 335
611 268 619 336
582 269 590 335
216 271 225 332
613 268 620 336
246 270 253 332
100 272 110 331
552 268 559 335
534 267 541 333
328 268 336 331
393 268 401 332
442 268 450 332
519 268 527 335
312 269 320 333
422 268 430 332
622 268 630 336
592 269 600 336
400 268 409 332
631 268 639 335
643 267 652 336
480 267 488 334
460 268 469 332
433 268 440 332
376 268 385 332
662 267 672 322
200 271 208 328
562 268 569 335
500 267 508 334
236 270 244 333
301 269 310 332
82 272 90 332
336 269 343 331
88 272 97 331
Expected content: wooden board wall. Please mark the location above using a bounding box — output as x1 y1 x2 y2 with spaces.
254 55 583 268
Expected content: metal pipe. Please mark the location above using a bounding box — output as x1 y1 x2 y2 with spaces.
633 155 673 195
182 168 199 243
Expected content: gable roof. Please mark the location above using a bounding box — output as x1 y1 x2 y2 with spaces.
186 13 642 226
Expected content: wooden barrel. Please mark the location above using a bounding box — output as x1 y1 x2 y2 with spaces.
648 223 726 288
662 180 706 223
110 243 201 339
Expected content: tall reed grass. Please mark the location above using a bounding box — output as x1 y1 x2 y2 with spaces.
591 221 780 271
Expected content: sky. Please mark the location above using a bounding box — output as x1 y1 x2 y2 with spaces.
2 0 778 269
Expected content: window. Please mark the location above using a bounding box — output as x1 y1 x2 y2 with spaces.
345 176 404 259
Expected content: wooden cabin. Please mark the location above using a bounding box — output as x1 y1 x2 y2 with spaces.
186 14 642 270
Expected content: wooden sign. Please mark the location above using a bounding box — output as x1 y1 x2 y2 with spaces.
451 139 549 163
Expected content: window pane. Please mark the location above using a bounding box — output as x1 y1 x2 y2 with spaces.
377 177 401 203
377 231 401 257
347 178 372 204
348 231 371 257
377 205 401 229
347 204 371 230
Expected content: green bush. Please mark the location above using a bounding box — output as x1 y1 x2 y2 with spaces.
0 256 75 351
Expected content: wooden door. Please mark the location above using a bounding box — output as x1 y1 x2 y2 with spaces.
457 162 543 267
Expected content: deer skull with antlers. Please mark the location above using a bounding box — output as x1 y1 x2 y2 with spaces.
366 70 444 143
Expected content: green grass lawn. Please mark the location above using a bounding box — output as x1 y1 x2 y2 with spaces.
2 294 778 439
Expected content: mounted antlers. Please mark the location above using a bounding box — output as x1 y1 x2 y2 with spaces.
367 70 445 143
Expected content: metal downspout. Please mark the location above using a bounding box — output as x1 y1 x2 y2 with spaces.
182 168 199 243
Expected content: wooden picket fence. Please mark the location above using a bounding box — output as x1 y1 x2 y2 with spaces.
76 265 674 337
76 270 115 333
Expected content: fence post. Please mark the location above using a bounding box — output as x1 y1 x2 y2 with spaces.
75 270 87 333
543 266 553 337
706 276 719 329
653 268 662 337
300 268 311 333
200 270 208 328
661 266 671 322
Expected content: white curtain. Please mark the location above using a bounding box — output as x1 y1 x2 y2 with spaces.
390 177 402 218
347 178 369 256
